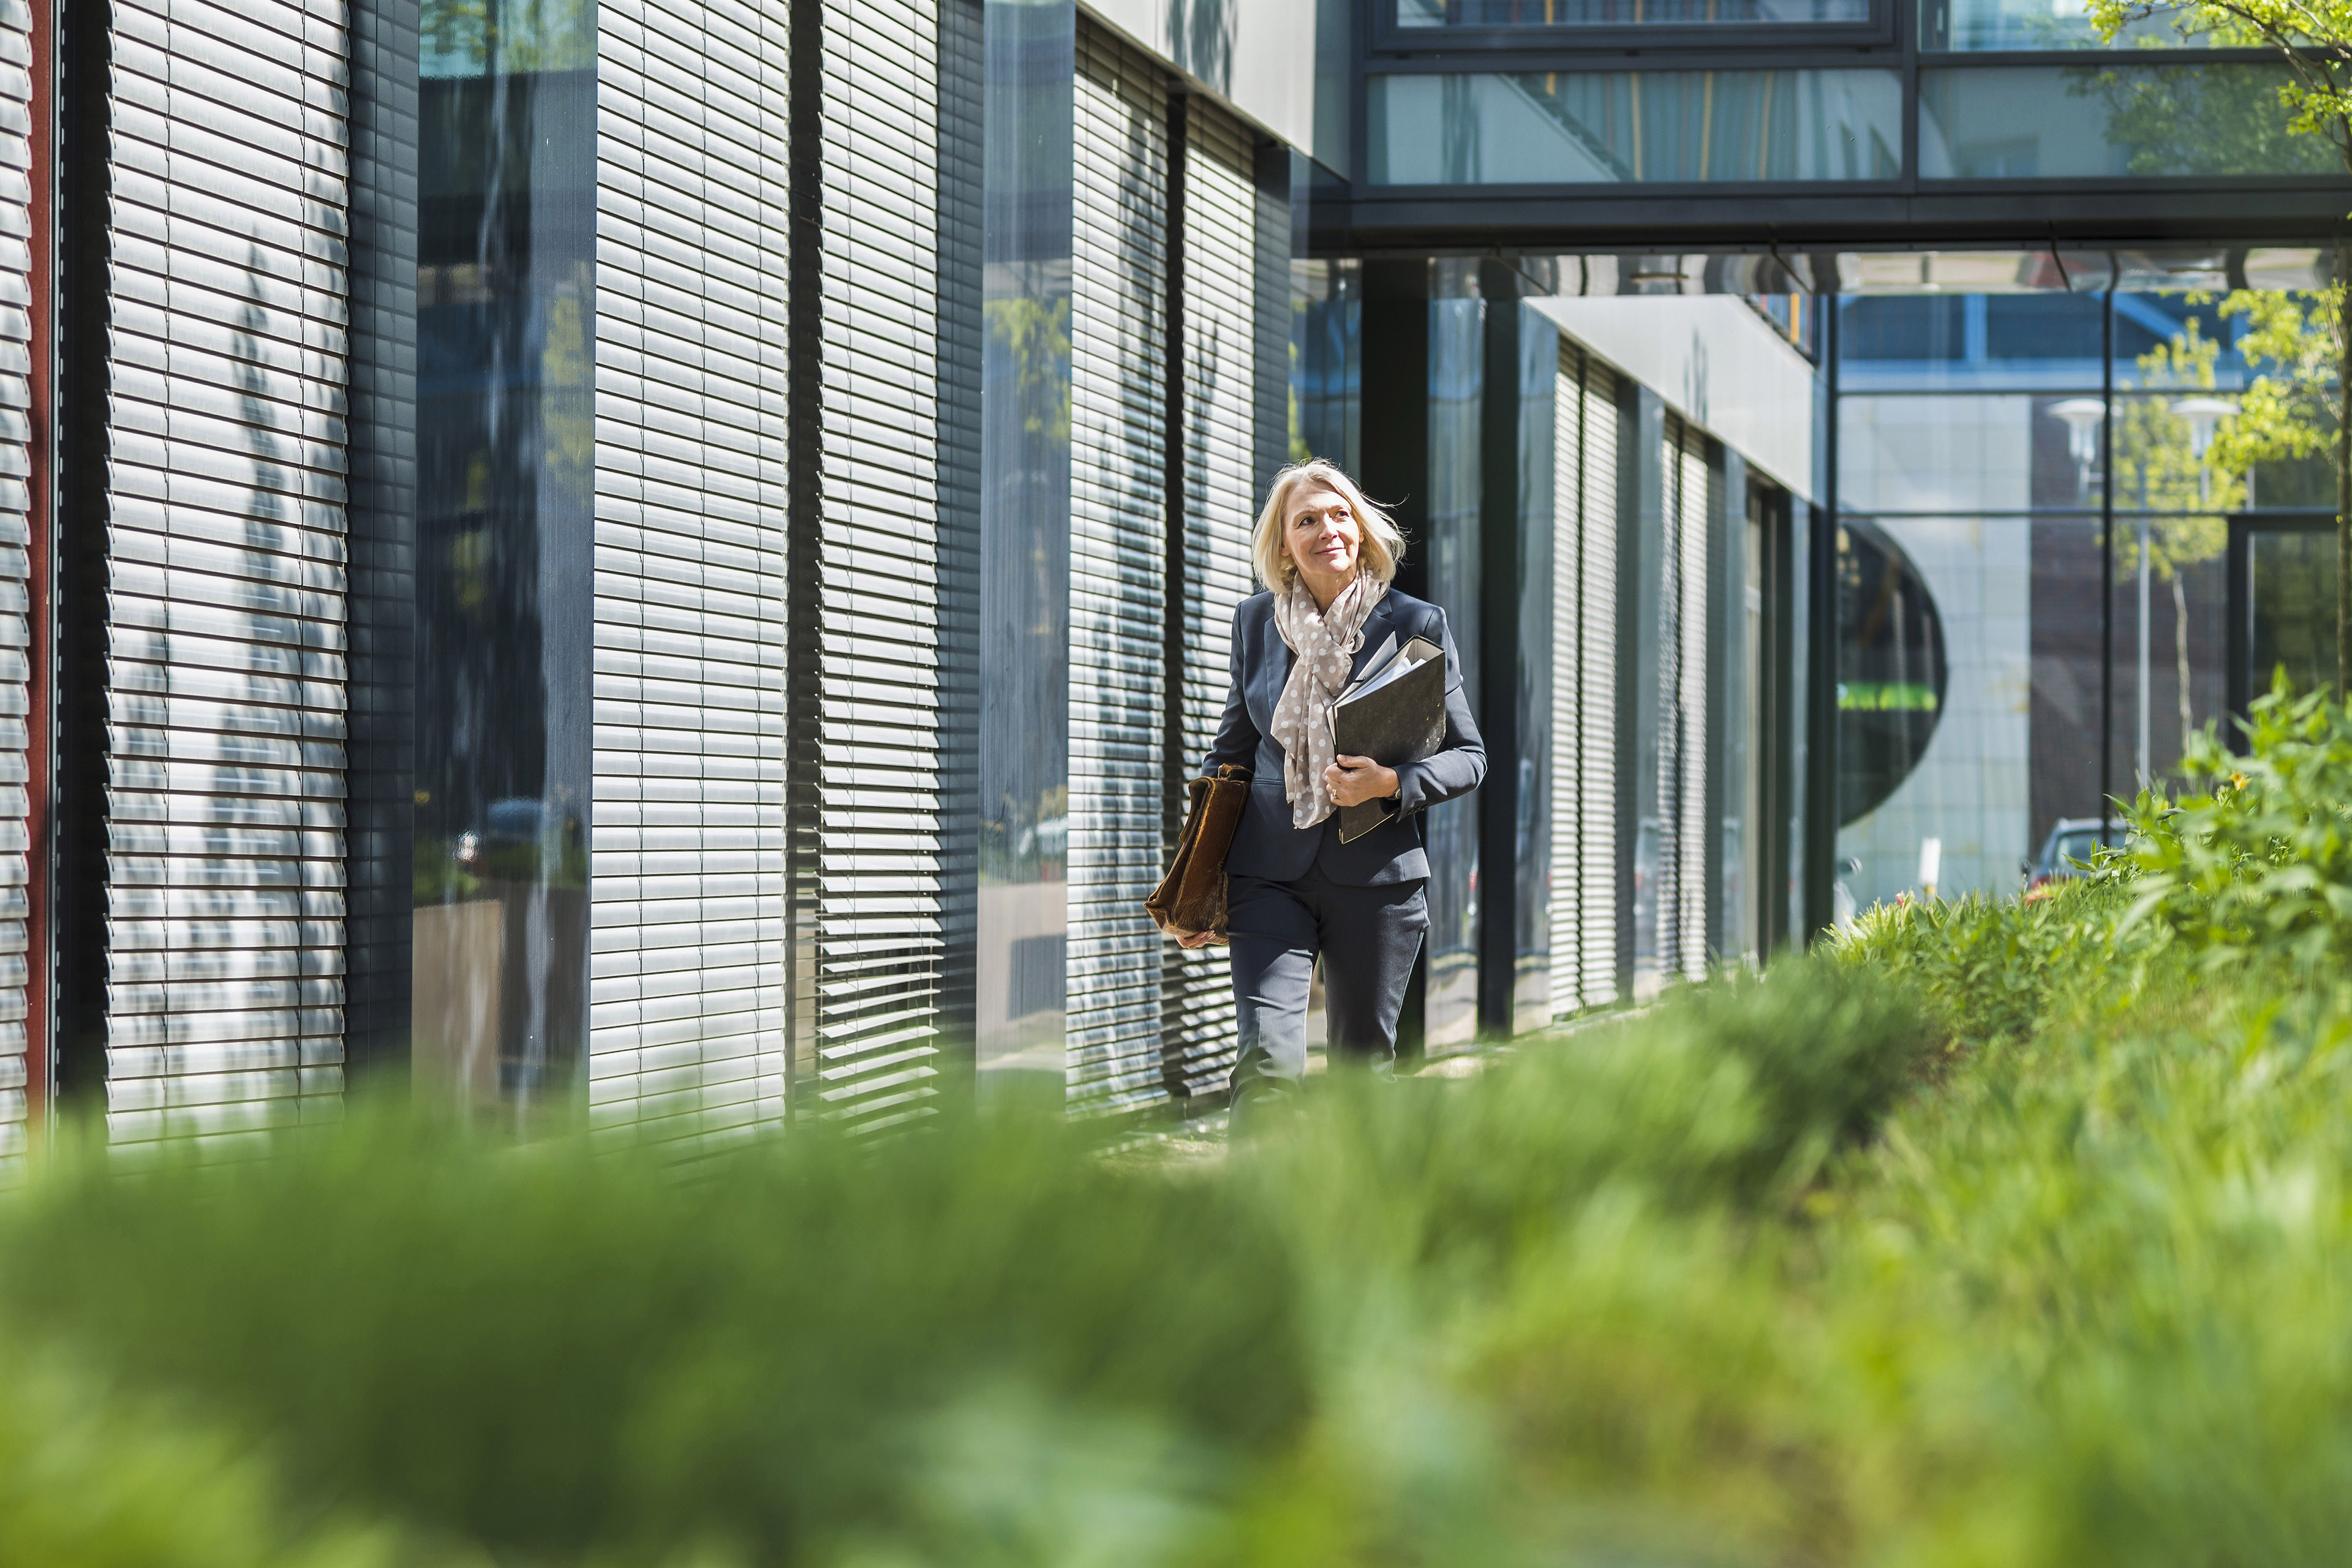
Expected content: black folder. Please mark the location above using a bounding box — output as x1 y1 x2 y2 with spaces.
1330 636 1446 844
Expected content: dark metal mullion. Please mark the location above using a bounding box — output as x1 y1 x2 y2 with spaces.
1918 173 2350 191
1897 0 1920 195
1476 260 1521 1038
1352 0 1371 216
783 0 826 1118
1348 171 2337 197
1369 26 1898 56
1315 186 2352 252
1365 0 1901 55
51 0 110 1107
1368 39 2286 63
342 0 421 1085
1366 49 1904 73
2225 516 2249 729
2098 284 2116 845
1919 44 2318 65
1804 288 1838 943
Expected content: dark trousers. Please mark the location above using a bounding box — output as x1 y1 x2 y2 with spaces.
1226 865 1429 1107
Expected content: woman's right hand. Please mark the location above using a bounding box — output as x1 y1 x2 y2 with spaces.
1177 931 1219 949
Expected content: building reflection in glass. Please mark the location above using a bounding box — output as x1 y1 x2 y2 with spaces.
977 0 1075 1079
1422 266 1482 1050
410 0 595 1117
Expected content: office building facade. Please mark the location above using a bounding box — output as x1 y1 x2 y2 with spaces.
2 0 2342 1159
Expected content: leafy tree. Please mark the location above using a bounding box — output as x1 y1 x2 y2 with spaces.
2113 315 2241 756
2092 0 2352 688
2067 61 2337 178
2209 287 2345 486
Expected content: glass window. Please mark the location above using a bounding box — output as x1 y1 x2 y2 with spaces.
1398 0 1870 25
1985 295 2105 364
978 0 1074 1079
1836 519 1950 832
1423 289 1484 1049
1828 287 2334 919
1838 294 2109 392
1367 70 1902 185
411 0 599 1112
1841 394 2105 513
1836 513 2039 910
1843 296 1970 364
2246 527 2335 702
1921 0 2204 50
1920 65 2338 179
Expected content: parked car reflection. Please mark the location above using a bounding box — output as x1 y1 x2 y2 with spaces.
2026 816 2123 889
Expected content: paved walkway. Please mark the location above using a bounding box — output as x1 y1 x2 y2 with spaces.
1102 1044 1512 1169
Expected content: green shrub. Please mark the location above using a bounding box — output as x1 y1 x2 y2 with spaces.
2120 679 2352 970
1834 878 2130 1047
0 1109 1306 1567
20 859 2352 1566
0 1341 424 1568
1252 956 1934 1289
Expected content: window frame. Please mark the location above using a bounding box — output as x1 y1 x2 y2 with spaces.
1370 0 1898 56
1360 59 1913 194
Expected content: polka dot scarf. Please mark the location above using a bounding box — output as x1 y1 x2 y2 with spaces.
1268 570 1388 831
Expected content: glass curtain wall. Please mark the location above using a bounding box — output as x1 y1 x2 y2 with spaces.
977 0 1075 1079
1396 0 1870 23
1833 283 2327 915
1368 72 1904 186
1917 0 2334 179
1366 0 2337 192
411 0 598 1117
1424 262 1483 1050
1291 258 1361 475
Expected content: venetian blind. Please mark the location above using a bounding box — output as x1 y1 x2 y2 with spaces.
1161 93 1257 1101
1578 355 1623 1010
802 0 959 1129
1675 420 1712 978
1068 19 1167 1117
1551 346 1621 1016
0 0 29 1167
102 0 350 1150
588 0 791 1143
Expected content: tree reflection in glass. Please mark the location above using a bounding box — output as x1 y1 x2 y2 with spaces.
411 0 595 1120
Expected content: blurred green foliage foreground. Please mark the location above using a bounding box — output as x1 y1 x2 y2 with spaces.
26 694 2352 1567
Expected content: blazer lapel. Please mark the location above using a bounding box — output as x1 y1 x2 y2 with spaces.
1348 600 1400 684
1251 600 1293 723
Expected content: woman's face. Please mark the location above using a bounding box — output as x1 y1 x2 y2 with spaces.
1284 486 1362 584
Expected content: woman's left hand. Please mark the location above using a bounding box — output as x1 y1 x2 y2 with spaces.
1325 754 1400 809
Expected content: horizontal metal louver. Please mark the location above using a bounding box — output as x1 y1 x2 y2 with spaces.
0 0 28 1169
1161 94 1256 1101
1548 350 1580 1018
807 0 951 1128
1675 421 1711 979
102 0 350 1149
1657 410 1689 987
1574 350 1619 1012
1068 19 1166 1118
589 0 790 1143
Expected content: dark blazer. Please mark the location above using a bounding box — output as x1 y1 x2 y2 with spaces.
1203 587 1486 886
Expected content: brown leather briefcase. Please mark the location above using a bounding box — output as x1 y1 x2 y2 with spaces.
1146 765 1251 943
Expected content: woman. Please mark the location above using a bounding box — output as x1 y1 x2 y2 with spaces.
1182 459 1485 1110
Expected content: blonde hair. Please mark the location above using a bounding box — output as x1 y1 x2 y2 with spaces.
1251 459 1406 592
